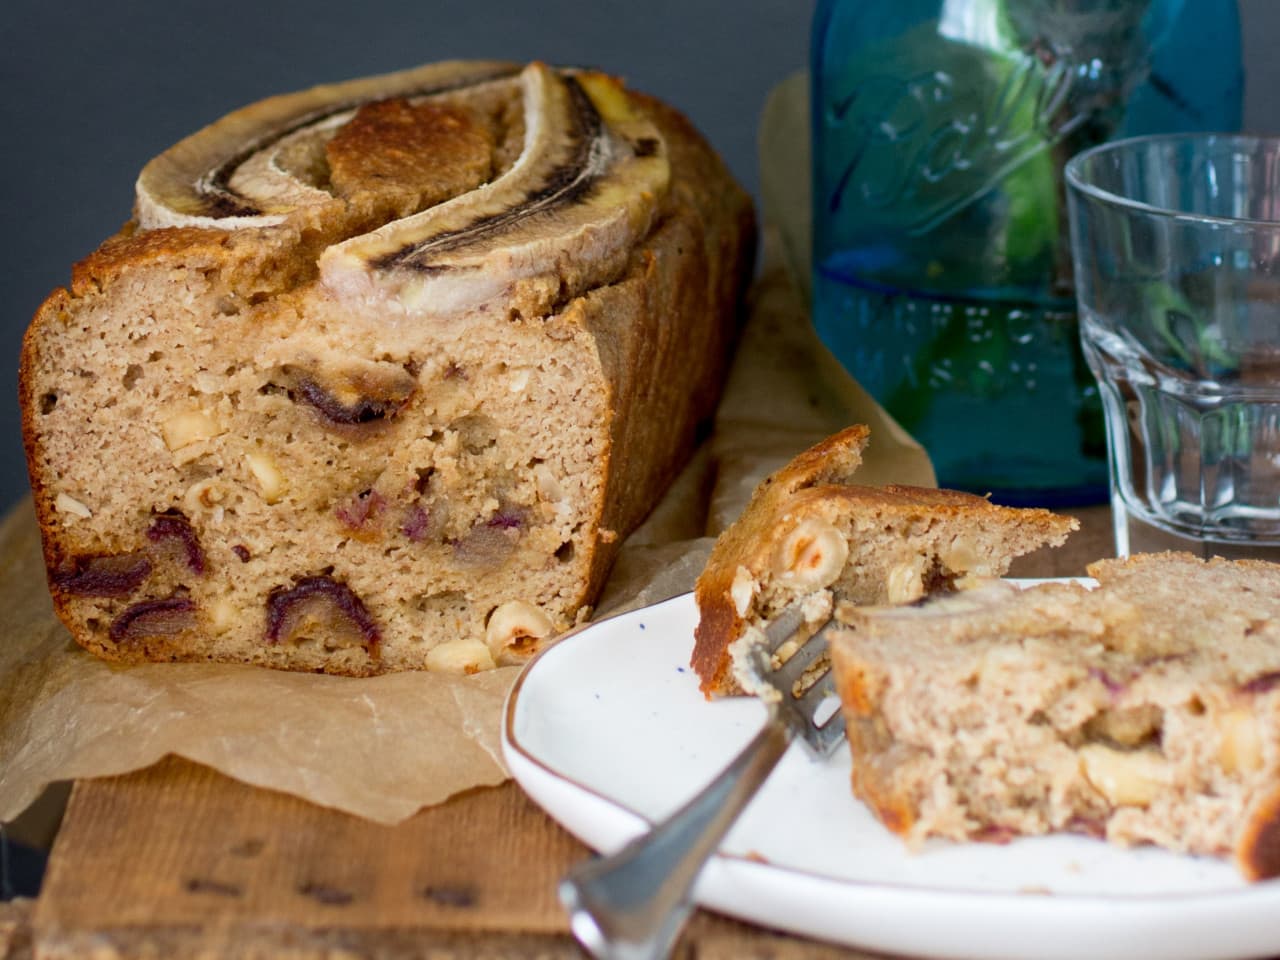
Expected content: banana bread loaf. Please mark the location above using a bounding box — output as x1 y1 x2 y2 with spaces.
690 425 1076 696
20 60 754 676
829 552 1280 880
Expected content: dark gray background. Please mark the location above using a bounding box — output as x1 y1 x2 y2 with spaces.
3 1 1276 513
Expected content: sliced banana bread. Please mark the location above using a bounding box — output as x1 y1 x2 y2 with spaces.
829 552 1280 879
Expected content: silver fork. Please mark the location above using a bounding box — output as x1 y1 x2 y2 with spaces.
558 603 846 960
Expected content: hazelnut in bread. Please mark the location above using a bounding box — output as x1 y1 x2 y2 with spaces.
828 553 1280 880
690 425 1076 696
20 60 755 676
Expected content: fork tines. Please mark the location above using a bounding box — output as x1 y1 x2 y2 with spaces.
750 605 846 755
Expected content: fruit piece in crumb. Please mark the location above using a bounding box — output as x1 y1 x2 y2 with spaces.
53 553 152 598
146 511 206 574
265 575 380 654
110 596 197 642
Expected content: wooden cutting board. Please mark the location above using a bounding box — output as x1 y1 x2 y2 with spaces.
29 760 883 958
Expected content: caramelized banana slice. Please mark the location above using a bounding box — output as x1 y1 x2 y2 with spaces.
136 59 669 322
319 62 670 316
135 60 518 229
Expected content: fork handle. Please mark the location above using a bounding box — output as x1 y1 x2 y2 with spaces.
558 706 792 960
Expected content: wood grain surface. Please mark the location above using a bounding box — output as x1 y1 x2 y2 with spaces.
24 505 1114 958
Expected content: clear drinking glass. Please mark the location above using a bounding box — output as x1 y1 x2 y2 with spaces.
1066 134 1280 559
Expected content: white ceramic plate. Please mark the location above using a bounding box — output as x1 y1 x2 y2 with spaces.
502 589 1280 960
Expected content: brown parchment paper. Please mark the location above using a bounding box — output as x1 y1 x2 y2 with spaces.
0 72 932 828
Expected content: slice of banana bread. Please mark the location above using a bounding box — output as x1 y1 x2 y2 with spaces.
690 426 1077 696
20 61 754 676
829 552 1280 879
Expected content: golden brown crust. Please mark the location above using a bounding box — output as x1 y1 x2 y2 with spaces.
69 225 231 296
832 636 918 838
1239 783 1280 881
582 90 754 605
851 761 918 838
18 290 69 600
325 99 494 210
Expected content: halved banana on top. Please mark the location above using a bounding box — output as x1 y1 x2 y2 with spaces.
136 60 519 230
321 63 670 315
133 60 671 317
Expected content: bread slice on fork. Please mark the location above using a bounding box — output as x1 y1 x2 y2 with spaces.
690 425 1076 697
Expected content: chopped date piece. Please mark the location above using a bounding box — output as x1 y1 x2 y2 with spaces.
146 512 206 574
1088 666 1127 696
335 489 386 529
486 509 524 530
1242 671 1280 695
972 824 1018 844
265 575 381 653
453 523 518 567
295 378 410 425
109 596 197 641
53 553 152 598
401 504 431 542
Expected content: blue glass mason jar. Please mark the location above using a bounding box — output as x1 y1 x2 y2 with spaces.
811 0 1242 505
